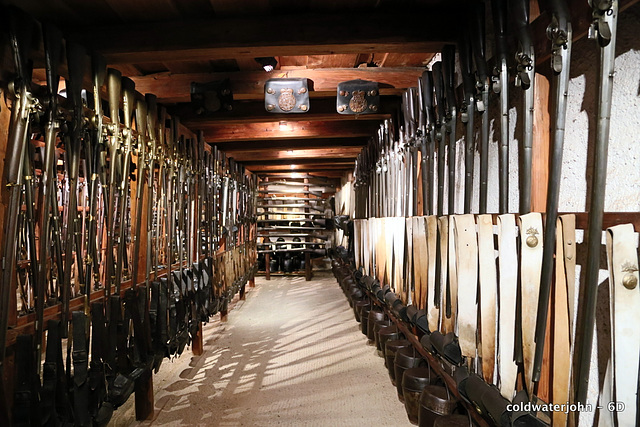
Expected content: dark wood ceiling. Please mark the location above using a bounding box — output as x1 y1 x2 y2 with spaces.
8 0 463 178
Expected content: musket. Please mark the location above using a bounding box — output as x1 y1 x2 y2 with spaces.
212 145 220 253
532 0 573 383
401 91 411 217
432 62 446 217
104 69 123 301
459 28 476 214
145 94 158 285
33 24 63 382
114 77 136 293
442 44 457 215
420 71 436 216
512 0 535 214
491 0 509 214
130 98 148 290
407 88 420 217
470 1 490 214
61 41 87 336
0 10 39 418
576 0 618 405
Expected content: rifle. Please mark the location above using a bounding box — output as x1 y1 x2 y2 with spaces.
491 0 509 214
576 0 619 405
114 77 136 293
104 69 122 302
532 0 573 384
432 62 446 217
85 52 107 300
130 98 148 291
512 0 535 215
442 45 457 215
470 0 490 214
0 8 39 422
62 41 87 338
420 71 436 216
459 29 476 215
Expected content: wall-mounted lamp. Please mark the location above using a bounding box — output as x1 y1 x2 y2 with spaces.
286 150 294 154
279 121 289 131
255 57 278 72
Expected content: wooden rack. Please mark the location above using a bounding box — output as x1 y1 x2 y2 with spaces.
256 178 334 281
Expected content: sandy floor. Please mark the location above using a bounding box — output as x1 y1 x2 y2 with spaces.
110 271 412 426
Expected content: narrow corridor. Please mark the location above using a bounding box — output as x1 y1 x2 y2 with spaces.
112 272 411 426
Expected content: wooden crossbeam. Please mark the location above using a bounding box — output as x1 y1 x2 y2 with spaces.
177 97 398 125
212 137 367 151
226 148 361 162
246 163 353 172
201 120 380 143
242 158 354 167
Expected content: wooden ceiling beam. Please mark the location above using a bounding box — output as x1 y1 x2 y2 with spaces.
246 163 353 172
131 68 424 103
212 137 367 152
229 149 361 162
258 171 348 178
176 97 398 125
241 158 354 166
201 120 380 143
65 12 454 64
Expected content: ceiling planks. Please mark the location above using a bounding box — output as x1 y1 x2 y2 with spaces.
64 12 454 64
103 0 181 22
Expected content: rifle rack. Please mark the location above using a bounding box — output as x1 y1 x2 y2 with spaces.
257 177 335 281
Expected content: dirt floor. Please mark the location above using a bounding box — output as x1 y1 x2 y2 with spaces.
110 271 412 426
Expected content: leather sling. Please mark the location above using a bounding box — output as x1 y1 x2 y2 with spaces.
496 214 518 400
605 223 640 427
477 214 497 385
404 217 413 305
413 216 428 310
453 214 478 360
426 215 440 331
438 216 450 333
72 310 90 426
518 212 543 398
13 335 37 427
89 302 109 422
552 215 573 427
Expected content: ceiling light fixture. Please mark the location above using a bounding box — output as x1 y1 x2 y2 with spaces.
254 57 278 72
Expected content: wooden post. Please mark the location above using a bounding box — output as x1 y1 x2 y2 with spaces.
134 367 154 420
265 253 271 280
192 323 204 356
249 276 255 288
240 284 246 301
305 252 312 281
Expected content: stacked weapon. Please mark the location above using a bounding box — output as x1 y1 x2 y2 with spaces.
0 8 258 424
350 0 628 423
